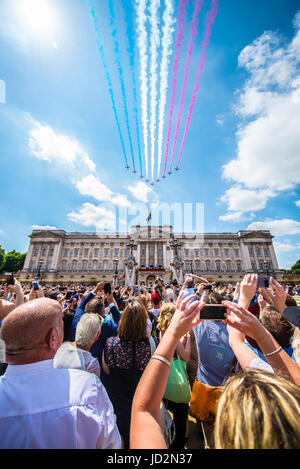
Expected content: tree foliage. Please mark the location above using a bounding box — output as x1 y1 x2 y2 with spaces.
0 248 26 273
0 245 5 272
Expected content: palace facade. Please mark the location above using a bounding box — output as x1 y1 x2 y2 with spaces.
20 225 281 285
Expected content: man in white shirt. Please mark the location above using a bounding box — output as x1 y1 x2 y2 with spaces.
0 298 121 449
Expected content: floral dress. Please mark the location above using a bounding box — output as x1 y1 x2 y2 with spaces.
102 336 151 448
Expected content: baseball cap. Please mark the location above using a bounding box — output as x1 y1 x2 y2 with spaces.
283 306 300 329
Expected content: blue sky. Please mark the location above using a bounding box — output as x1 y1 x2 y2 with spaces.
0 0 300 269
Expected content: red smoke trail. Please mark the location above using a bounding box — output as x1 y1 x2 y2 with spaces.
169 0 203 173
176 0 218 169
163 0 188 177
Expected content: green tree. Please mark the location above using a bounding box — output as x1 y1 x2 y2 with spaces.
291 259 300 273
3 250 26 273
0 245 5 272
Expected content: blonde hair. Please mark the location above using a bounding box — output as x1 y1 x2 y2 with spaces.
75 313 103 348
291 327 300 366
140 293 151 312
157 303 176 335
214 369 300 449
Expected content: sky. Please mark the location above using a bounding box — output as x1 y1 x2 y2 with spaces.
0 0 300 270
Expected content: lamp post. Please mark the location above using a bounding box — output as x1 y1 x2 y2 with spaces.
113 260 119 286
37 261 43 280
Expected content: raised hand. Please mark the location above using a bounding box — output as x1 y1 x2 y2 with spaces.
223 300 267 343
168 293 205 340
239 274 258 308
260 277 287 315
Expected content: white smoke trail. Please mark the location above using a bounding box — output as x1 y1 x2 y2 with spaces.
136 0 149 179
157 0 175 180
149 0 160 183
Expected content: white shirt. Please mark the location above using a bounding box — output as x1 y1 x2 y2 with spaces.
0 360 121 449
249 357 274 373
54 342 100 377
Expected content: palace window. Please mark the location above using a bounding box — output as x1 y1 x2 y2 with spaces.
237 262 242 272
82 262 87 271
74 249 79 257
61 262 66 272
226 261 231 272
72 262 77 271
64 249 68 257
84 249 89 257
94 249 99 257
216 261 221 272
224 249 229 257
206 261 211 271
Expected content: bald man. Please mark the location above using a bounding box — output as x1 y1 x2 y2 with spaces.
0 298 121 449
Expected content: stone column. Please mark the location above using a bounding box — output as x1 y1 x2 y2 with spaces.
268 243 279 270
51 241 63 271
253 246 259 271
23 244 34 271
154 242 158 267
240 241 252 271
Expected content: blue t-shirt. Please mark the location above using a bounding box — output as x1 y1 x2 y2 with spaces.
193 320 235 387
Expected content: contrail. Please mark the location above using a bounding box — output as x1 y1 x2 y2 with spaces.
156 0 176 181
88 0 129 168
176 0 218 169
122 0 143 177
169 0 203 173
136 0 149 180
163 0 188 178
108 0 136 173
149 0 160 183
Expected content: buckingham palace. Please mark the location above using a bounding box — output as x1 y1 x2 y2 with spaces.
20 225 282 285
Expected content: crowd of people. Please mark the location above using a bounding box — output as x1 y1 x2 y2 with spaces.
0 272 300 449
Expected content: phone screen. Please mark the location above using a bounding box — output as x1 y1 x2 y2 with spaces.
5 273 14 286
65 291 73 300
257 276 270 289
200 305 227 320
32 281 39 290
104 283 111 295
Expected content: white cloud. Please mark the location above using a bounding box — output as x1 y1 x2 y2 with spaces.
220 11 300 220
273 240 300 253
220 185 276 215
295 199 300 208
29 122 96 172
67 203 117 231
32 225 57 231
75 174 130 207
247 218 300 236
127 181 154 203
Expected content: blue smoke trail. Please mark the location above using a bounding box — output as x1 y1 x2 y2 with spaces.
88 0 129 168
121 0 143 177
108 0 136 173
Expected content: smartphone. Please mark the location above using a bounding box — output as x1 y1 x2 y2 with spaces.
204 284 213 291
133 286 139 295
104 283 111 295
65 290 73 300
257 276 270 289
200 305 227 321
5 273 14 286
32 281 39 291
